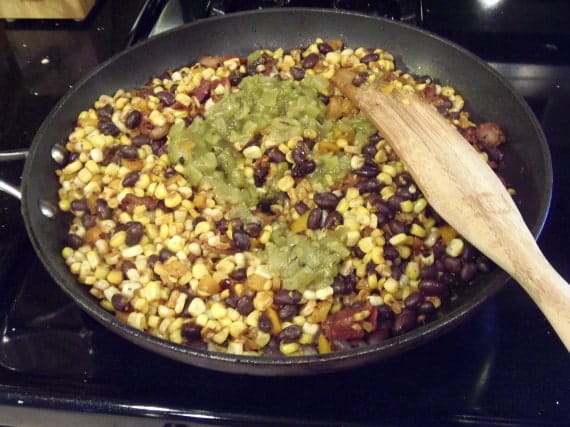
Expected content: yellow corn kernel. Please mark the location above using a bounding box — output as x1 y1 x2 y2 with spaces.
188 297 207 317
410 223 427 238
358 236 375 254
253 291 273 312
164 192 182 208
405 261 420 280
210 301 227 319
110 230 127 248
414 198 428 213
127 312 147 330
106 269 124 285
212 327 229 345
400 200 414 213
446 238 465 257
389 233 408 246
229 320 247 338
166 235 185 253
140 281 161 302
277 175 295 192
280 342 299 355
396 245 411 259
383 277 400 294
194 220 211 235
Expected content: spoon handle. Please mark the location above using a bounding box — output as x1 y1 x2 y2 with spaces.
332 69 570 350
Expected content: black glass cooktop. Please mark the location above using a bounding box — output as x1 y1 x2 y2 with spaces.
0 1 568 425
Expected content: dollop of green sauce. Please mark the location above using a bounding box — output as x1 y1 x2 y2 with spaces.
167 73 377 290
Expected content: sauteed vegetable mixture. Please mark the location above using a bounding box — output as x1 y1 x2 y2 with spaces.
57 39 509 356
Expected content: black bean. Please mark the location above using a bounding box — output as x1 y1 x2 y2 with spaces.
253 163 269 187
233 229 251 251
82 213 96 229
307 208 323 229
244 222 262 238
229 268 247 281
164 167 177 178
132 134 151 147
404 291 424 310
71 199 88 212
290 66 305 81
419 279 449 296
279 325 302 342
181 322 202 340
294 201 309 215
292 160 316 178
236 296 254 315
397 186 417 201
367 329 392 345
360 52 379 64
219 278 232 290
389 219 407 235
393 309 417 335
353 161 379 177
352 245 365 258
97 104 113 119
95 199 112 219
420 264 438 280
487 147 504 163
266 146 285 163
125 110 142 129
224 294 238 309
121 260 136 277
274 289 303 305
394 172 413 187
302 53 319 69
378 304 395 321
361 141 377 158
443 256 462 274
228 70 244 86
119 145 138 160
318 94 330 105
314 192 339 210
301 344 319 356
461 244 477 261
476 257 491 273
122 171 140 187
332 339 352 352
383 245 399 261
125 221 144 246
317 42 333 54
156 91 175 106
352 72 368 87
418 300 436 316
369 133 382 144
148 254 159 270
387 195 405 212
66 233 83 249
324 211 343 229
460 262 478 282
159 248 174 262
151 139 167 155
278 304 298 321
98 119 120 136
258 313 272 333
441 272 456 286
292 141 309 163
111 294 131 312
331 277 344 295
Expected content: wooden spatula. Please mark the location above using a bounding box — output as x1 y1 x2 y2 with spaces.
331 68 570 350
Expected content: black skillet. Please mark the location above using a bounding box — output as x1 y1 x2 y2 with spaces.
4 9 552 375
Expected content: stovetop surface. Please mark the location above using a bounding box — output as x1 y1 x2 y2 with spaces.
0 1 569 425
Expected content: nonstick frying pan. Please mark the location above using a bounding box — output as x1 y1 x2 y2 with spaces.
0 9 552 375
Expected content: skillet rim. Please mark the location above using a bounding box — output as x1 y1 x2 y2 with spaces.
19 8 553 375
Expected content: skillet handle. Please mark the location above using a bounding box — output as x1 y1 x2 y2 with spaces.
0 149 28 200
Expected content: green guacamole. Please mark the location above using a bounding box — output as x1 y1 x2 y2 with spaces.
167 73 377 291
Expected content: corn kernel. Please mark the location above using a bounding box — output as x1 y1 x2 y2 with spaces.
383 277 400 294
410 223 427 238
127 312 147 330
280 342 299 355
358 236 375 254
277 175 295 192
446 238 465 257
400 200 414 213
405 261 420 280
389 233 408 246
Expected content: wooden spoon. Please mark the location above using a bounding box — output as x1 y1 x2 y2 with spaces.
331 68 570 350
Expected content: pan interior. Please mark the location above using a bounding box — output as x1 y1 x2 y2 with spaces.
20 9 552 375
